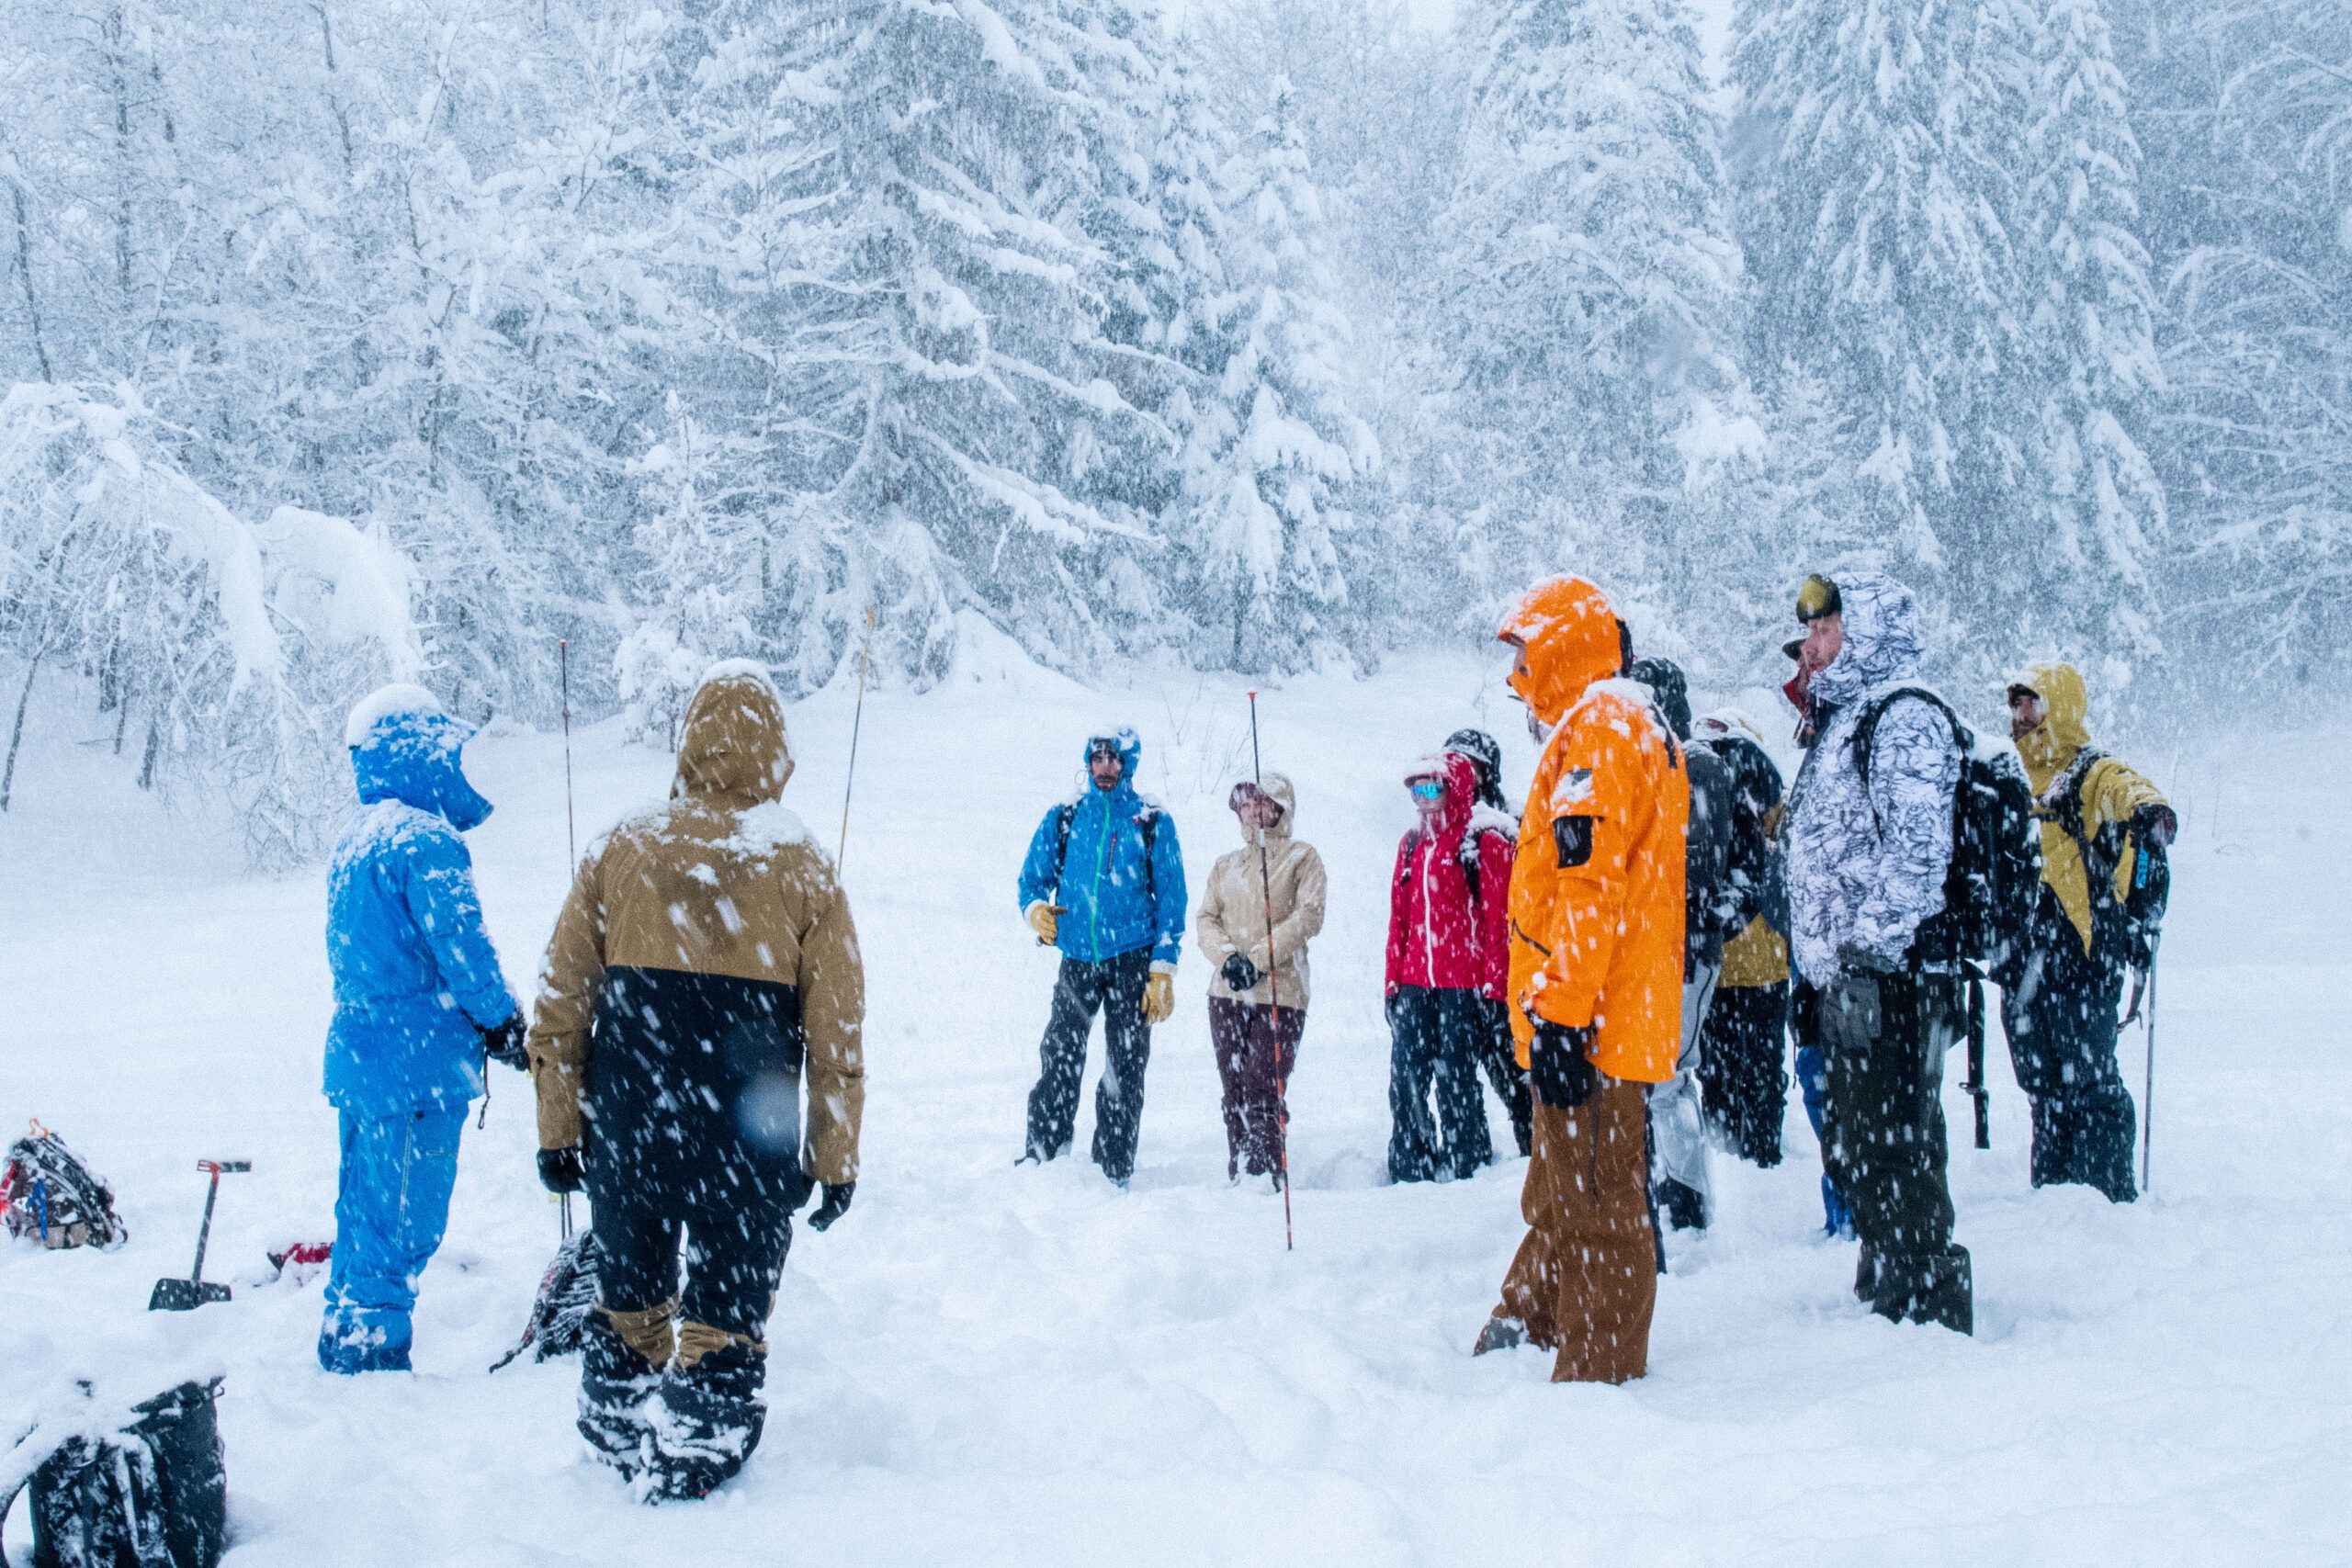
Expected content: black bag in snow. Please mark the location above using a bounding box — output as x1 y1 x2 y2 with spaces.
1855 688 2043 980
2 1127 127 1251
489 1230 600 1372
0 1379 227 1568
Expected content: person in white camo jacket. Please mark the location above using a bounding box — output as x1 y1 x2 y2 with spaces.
1781 570 1973 1335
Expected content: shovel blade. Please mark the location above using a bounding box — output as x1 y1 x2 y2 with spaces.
150 1278 232 1312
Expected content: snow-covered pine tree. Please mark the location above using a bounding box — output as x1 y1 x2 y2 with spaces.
615 401 763 746
1183 82 1378 671
1732 0 2040 644
741 0 1180 685
1436 0 1743 617
2019 0 2166 676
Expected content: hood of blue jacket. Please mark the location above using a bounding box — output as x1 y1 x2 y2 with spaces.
1810 571 1925 709
1082 726 1144 787
352 702 492 832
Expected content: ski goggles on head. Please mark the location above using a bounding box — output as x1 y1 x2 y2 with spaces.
1227 782 1262 812
1795 574 1842 623
1408 778 1446 803
1086 738 1123 764
2006 684 2043 709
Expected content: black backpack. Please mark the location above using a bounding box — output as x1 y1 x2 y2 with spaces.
2 1127 127 1251
1 1380 227 1568
1854 688 2042 977
1683 741 1740 976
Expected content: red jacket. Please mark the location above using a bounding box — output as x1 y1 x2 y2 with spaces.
1385 751 1514 999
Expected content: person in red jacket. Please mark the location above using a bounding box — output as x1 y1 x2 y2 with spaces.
1385 750 1518 1181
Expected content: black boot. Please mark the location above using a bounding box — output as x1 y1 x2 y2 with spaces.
577 1312 663 1478
1856 1246 1973 1336
647 1338 767 1502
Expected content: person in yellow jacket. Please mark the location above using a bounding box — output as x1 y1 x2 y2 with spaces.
2004 661 2176 1202
527 663 865 1501
1473 576 1689 1384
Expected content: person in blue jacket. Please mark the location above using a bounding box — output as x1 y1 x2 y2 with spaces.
318 684 525 1373
1016 728 1187 1186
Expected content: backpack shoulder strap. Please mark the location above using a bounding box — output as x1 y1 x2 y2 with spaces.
1854 687 1967 790
1051 802 1075 886
1137 807 1159 911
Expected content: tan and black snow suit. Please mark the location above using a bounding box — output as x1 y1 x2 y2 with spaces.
526 667 864 1494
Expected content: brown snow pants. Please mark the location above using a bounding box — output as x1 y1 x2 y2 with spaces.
1491 1075 1657 1383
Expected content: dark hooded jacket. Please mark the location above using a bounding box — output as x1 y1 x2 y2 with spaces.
526 668 865 1185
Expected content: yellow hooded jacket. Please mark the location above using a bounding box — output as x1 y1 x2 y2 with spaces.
2014 661 2169 956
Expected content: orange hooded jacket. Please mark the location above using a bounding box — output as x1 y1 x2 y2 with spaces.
1499 577 1689 1085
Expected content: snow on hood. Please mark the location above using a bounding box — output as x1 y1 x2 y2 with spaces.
1235 770 1296 847
1809 570 1925 708
1080 726 1144 787
676 668 795 808
347 685 491 831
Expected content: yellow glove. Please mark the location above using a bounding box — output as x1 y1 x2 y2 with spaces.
1025 901 1064 946
1141 967 1176 1026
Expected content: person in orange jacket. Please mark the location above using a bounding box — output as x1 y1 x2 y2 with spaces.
1473 576 1689 1384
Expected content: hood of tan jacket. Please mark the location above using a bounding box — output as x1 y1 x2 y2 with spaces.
675 667 796 807
1195 771 1327 1008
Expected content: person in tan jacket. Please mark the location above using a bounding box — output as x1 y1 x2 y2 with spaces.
526 662 864 1502
1193 772 1325 1185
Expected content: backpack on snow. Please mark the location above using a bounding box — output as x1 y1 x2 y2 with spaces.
1 1379 228 1568
2 1125 127 1251
1048 799 1163 909
489 1230 601 1372
1854 688 2042 980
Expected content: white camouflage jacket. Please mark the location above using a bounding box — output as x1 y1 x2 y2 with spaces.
1783 572 1962 984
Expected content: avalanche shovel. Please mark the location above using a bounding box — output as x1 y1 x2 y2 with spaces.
149 1159 249 1311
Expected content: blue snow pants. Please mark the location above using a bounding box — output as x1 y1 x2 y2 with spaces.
318 1106 466 1373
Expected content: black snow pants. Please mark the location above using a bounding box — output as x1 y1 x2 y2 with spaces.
1386 985 1493 1181
2001 893 2138 1202
1820 967 1973 1335
1697 981 1791 1168
1024 946 1155 1183
1474 998 1533 1158
581 965 811 1498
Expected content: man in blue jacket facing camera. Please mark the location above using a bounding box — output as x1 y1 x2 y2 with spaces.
318 684 524 1372
1016 728 1186 1186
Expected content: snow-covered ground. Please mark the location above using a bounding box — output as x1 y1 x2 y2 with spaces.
2 646 2344 1565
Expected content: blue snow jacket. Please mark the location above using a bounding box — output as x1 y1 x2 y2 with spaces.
1016 728 1187 966
323 698 519 1117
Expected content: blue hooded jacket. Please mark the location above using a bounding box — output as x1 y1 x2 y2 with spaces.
323 690 519 1116
1016 728 1187 966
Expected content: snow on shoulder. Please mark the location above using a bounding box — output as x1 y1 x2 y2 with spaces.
344 682 446 748
696 657 784 703
731 801 823 863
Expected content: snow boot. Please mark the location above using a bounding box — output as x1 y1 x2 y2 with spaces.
577 1307 666 1476
645 1337 766 1502
1656 1177 1709 1232
1472 1315 1526 1356
1857 1246 1973 1336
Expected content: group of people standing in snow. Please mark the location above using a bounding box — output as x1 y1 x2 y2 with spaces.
308 561 2176 1503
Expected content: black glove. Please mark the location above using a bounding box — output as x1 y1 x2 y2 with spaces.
1528 1023 1598 1111
807 1180 855 1232
537 1146 585 1194
1836 939 1899 977
1220 953 1261 993
480 1015 529 1072
2129 803 2178 849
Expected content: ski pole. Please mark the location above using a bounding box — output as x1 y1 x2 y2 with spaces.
1248 690 1293 1253
560 638 577 869
838 604 877 869
2140 939 2160 1195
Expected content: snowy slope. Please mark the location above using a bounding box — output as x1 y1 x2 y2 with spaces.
1 652 2345 1565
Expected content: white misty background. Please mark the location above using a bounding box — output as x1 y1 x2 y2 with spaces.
0 0 2344 863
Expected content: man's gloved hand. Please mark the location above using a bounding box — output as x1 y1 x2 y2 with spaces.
806 1180 855 1232
1528 1023 1598 1111
1221 952 1261 993
537 1146 585 1194
1836 939 1899 977
1141 967 1176 1025
2129 802 2179 849
1024 901 1065 946
481 1015 529 1072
